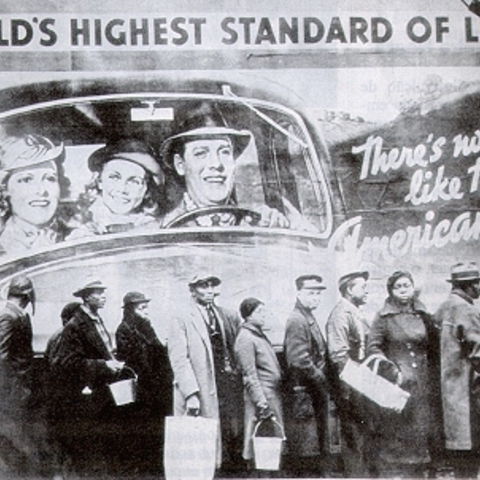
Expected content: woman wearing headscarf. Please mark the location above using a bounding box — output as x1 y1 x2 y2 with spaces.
0 134 70 255
71 138 163 236
234 297 283 469
367 270 441 478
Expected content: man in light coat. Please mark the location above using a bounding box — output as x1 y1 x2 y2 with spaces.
167 272 243 472
435 262 480 478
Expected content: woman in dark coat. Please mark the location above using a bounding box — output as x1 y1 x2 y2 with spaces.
115 291 173 476
367 270 441 478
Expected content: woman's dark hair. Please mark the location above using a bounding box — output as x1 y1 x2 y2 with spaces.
387 270 414 298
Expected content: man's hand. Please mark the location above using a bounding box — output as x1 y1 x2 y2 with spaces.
106 359 124 373
186 393 200 416
257 205 290 228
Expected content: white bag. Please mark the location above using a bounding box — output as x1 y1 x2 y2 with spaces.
340 355 410 412
164 416 218 480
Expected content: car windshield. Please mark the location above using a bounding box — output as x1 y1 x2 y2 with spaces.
0 91 331 257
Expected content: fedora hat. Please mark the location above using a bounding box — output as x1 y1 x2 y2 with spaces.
338 271 369 291
447 262 480 283
0 134 64 182
159 102 252 168
88 138 163 185
73 280 107 298
122 291 151 307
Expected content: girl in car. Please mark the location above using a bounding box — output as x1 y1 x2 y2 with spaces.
71 138 163 236
0 134 71 255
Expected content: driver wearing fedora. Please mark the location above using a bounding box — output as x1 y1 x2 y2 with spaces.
160 101 310 229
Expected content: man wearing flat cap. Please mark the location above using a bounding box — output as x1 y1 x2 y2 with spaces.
160 101 308 229
168 272 244 473
326 270 373 477
0 275 47 476
283 274 330 475
115 291 172 476
53 280 127 476
435 262 480 477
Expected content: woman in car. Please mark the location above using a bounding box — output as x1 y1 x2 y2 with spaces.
0 134 71 255
71 138 163 236
366 270 441 478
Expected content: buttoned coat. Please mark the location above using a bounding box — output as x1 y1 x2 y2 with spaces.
284 300 330 456
234 323 283 459
435 289 480 450
367 297 440 464
167 298 241 467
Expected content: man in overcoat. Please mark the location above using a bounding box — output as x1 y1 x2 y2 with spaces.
0 275 47 477
283 274 329 475
52 280 126 476
326 270 373 477
435 262 480 477
167 272 244 473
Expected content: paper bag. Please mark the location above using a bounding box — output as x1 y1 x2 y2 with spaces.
164 416 218 480
340 356 410 412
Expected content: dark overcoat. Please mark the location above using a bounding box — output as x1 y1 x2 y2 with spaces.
367 296 440 465
435 289 480 451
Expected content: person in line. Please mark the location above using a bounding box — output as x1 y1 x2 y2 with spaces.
435 262 480 478
283 274 330 476
52 280 128 477
234 298 283 470
167 272 244 474
367 270 441 478
115 291 173 476
0 275 53 477
160 101 309 229
326 270 375 477
71 138 163 236
0 134 71 255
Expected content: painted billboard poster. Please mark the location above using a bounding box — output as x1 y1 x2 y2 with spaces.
0 0 479 478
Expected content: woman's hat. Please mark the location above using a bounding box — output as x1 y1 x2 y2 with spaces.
240 297 264 319
159 102 252 168
73 280 107 298
0 135 64 181
123 291 151 307
88 139 163 185
447 262 480 283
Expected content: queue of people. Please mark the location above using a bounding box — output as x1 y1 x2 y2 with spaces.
1 261 480 477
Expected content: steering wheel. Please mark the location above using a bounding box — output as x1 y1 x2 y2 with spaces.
164 205 261 228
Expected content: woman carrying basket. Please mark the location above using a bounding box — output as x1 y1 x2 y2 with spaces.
367 270 441 478
234 298 284 470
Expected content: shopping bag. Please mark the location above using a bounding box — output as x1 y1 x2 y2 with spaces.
164 416 218 480
340 355 410 412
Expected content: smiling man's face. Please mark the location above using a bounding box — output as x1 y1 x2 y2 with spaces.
173 136 235 206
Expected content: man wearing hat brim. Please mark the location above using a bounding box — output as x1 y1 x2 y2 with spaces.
435 262 480 477
116 291 173 476
326 270 374 477
0 274 45 476
283 274 330 475
168 271 244 472
52 280 127 476
160 101 296 229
